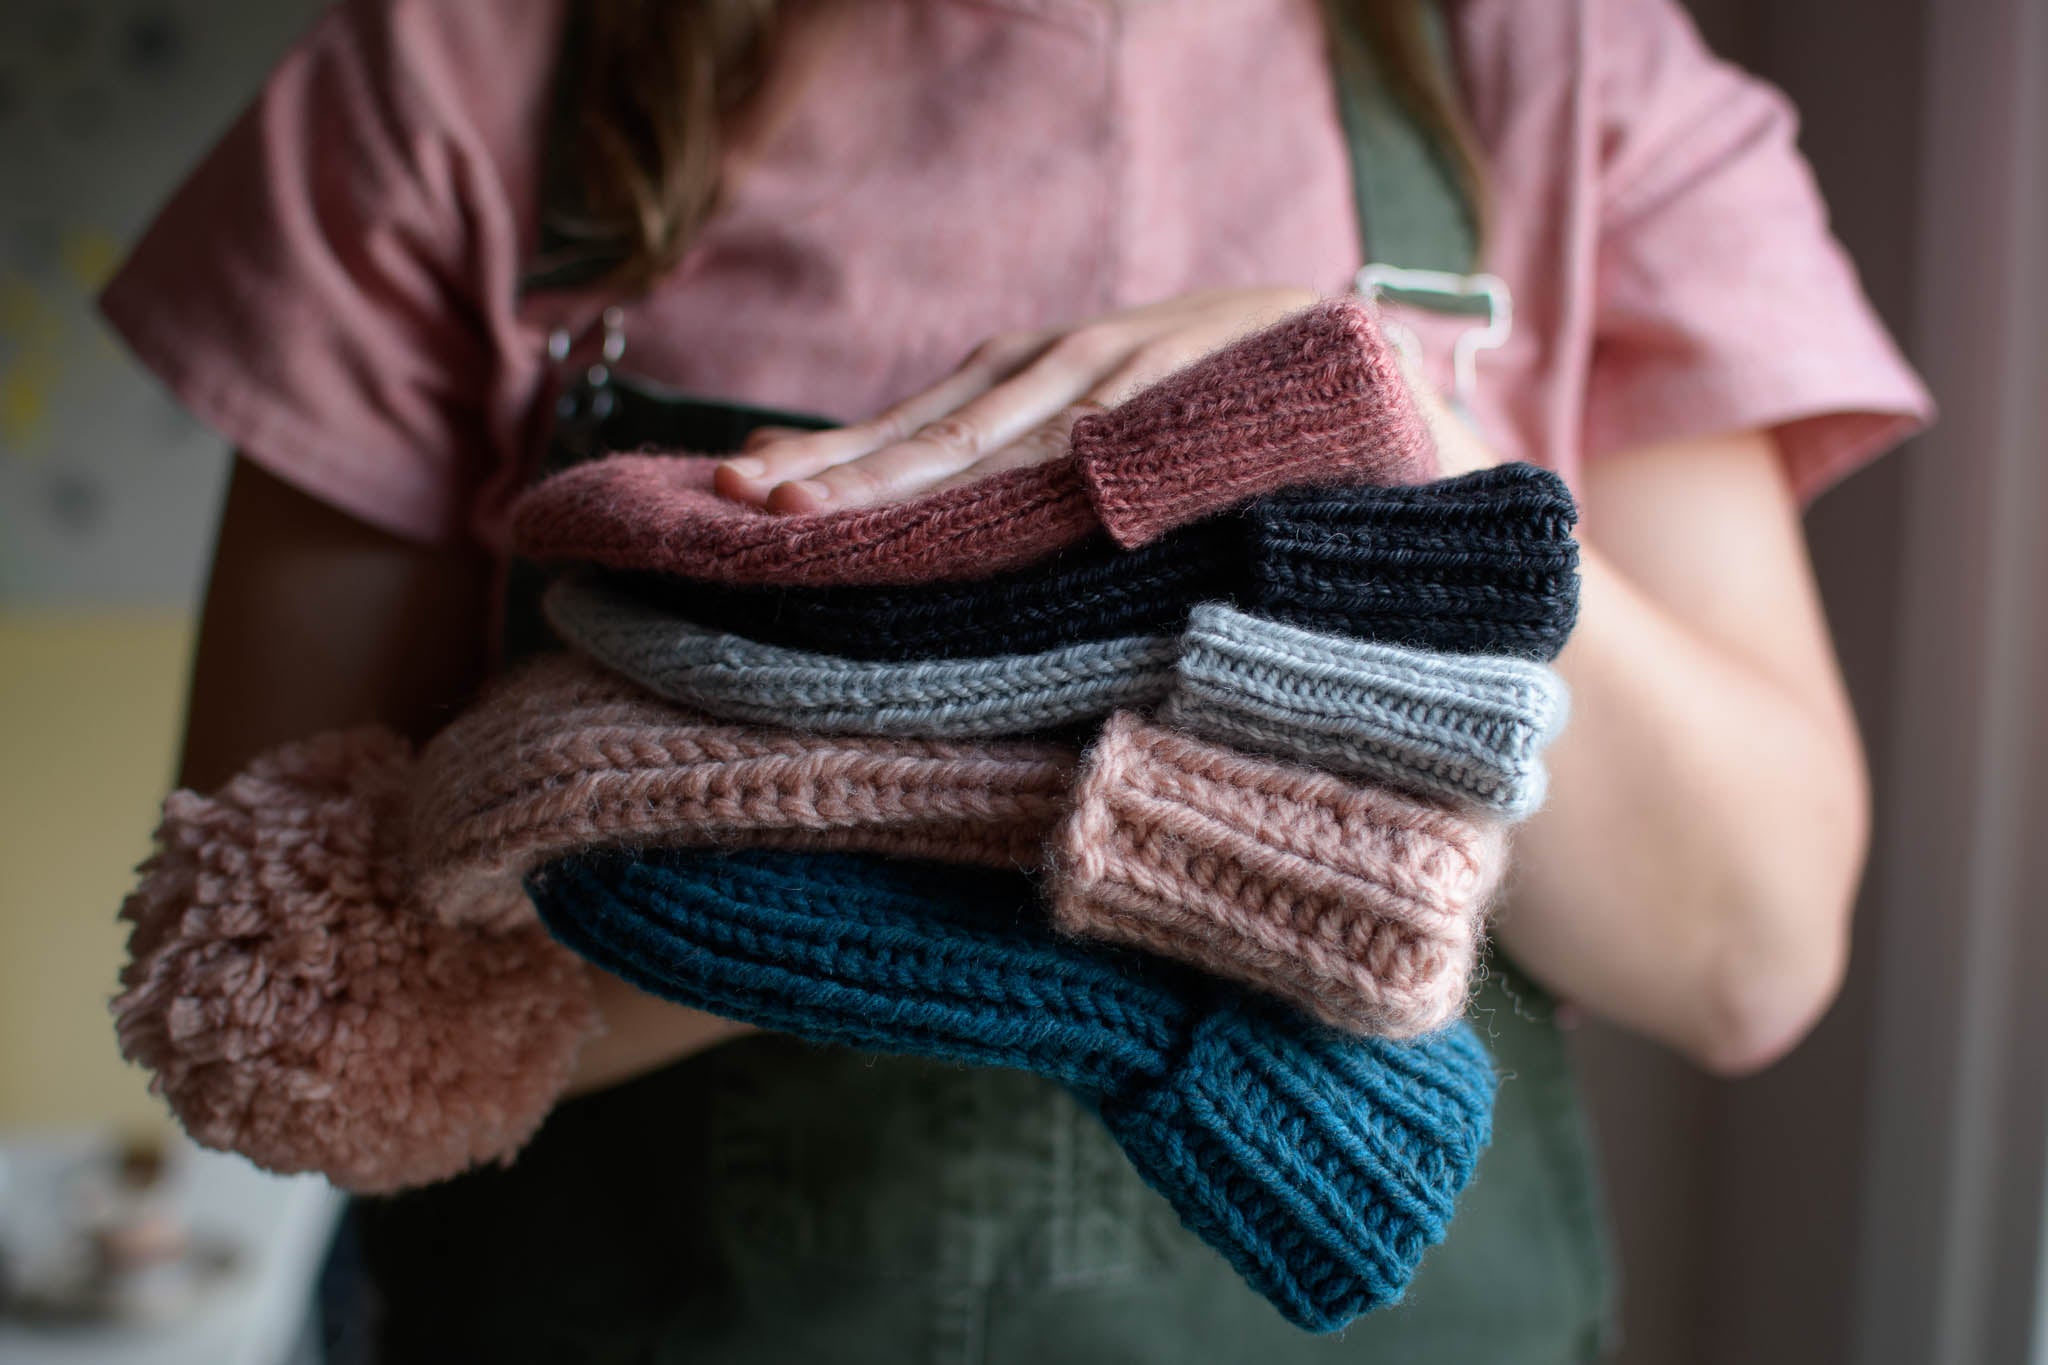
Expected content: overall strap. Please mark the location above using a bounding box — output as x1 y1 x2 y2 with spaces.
1328 2 1481 277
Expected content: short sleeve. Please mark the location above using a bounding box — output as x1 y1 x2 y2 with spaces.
1581 0 1933 502
98 0 553 544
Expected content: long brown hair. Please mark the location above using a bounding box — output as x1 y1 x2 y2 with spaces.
557 0 1484 296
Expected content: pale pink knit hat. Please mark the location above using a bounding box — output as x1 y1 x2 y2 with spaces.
405 657 1076 929
113 655 1502 1189
1052 714 1505 1036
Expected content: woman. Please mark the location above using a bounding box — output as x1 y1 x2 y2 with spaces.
100 0 1930 1358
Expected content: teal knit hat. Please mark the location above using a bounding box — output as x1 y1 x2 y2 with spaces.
528 847 1496 1332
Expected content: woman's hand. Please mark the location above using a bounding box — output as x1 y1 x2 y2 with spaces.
712 286 1320 513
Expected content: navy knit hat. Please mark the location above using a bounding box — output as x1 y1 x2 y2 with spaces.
601 463 1579 663
528 848 1497 1331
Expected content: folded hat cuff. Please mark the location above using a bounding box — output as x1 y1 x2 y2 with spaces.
1050 714 1504 1037
1074 298 1437 545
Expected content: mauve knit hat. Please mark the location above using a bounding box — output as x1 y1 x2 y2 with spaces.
510 299 1439 588
545 581 1567 816
599 463 1580 664
528 846 1497 1333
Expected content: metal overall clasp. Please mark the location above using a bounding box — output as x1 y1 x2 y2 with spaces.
1354 263 1513 419
544 305 628 465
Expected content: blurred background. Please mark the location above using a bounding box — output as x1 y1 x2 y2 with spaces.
0 0 2042 1361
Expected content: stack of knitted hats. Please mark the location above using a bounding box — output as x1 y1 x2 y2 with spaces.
110 300 1580 1332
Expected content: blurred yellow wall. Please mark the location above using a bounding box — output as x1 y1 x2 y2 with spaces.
0 610 191 1130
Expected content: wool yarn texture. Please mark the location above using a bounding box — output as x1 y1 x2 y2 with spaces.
406 662 1501 1035
1052 713 1503 1036
601 463 1579 664
404 655 1074 932
510 299 1439 588
111 727 599 1193
546 581 1566 817
1248 465 1581 659
527 846 1498 1333
112 645 1499 1182
1161 605 1568 818
544 571 1184 736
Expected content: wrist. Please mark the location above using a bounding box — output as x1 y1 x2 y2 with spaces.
565 970 758 1097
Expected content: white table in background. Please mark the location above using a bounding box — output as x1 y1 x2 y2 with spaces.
0 1130 344 1365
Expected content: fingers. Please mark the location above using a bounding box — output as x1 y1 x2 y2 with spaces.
762 328 1130 514
739 424 812 450
1387 345 1497 477
713 286 1328 514
1078 338 1209 409
1076 295 1308 408
712 331 1049 505
923 404 1101 495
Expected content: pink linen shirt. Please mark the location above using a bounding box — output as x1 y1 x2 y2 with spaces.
99 0 1932 550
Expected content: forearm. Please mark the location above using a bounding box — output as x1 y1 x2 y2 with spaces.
179 458 494 790
1497 540 1868 1074
564 971 757 1097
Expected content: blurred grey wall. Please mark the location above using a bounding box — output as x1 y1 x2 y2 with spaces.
0 0 328 1134
0 0 326 607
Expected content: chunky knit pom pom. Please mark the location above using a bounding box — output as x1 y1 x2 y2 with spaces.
112 727 597 1193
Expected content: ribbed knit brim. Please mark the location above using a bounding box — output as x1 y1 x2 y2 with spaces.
1163 605 1568 817
527 846 1496 1333
545 582 1566 816
511 299 1438 588
1051 714 1504 1036
586 463 1578 663
1247 466 1581 658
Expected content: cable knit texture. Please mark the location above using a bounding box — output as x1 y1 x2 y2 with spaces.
527 847 1497 1332
405 661 1500 1034
510 300 1438 587
110 728 598 1193
1052 714 1506 1036
617 463 1578 663
406 656 1075 930
547 581 1565 815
